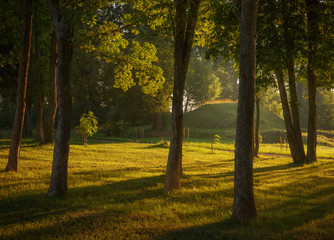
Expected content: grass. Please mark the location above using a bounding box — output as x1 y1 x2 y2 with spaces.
0 139 333 239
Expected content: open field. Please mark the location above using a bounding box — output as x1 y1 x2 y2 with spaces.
0 139 333 240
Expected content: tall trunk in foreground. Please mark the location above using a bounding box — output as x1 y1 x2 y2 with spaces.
34 22 44 142
44 31 57 144
232 0 258 223
164 0 200 192
47 0 73 196
253 97 260 157
275 70 306 163
306 0 319 163
6 0 33 172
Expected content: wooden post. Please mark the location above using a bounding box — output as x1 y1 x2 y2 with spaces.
280 136 283 151
286 139 288 152
142 128 145 138
187 128 190 142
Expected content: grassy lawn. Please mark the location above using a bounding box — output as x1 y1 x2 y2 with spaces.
0 139 333 240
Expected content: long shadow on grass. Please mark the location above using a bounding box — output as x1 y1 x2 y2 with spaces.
255 178 334 239
188 162 303 180
0 174 165 227
0 139 40 149
155 219 255 240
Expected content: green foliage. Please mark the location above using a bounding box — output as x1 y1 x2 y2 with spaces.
185 49 222 108
75 2 166 96
76 111 98 144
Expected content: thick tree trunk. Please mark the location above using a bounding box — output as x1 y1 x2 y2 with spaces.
44 31 57 144
23 97 33 137
47 0 73 196
6 0 33 172
306 0 319 163
164 0 200 192
275 70 306 163
253 97 260 157
232 0 258 223
286 56 306 160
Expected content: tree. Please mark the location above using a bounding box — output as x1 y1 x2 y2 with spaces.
43 31 57 144
306 0 319 163
184 49 222 112
5 0 33 172
164 0 201 192
232 0 258 223
47 0 167 196
47 0 73 196
33 14 44 142
76 111 98 145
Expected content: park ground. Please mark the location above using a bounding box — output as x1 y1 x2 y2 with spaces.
0 139 333 240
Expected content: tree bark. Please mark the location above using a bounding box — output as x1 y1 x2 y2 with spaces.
286 55 306 160
164 0 200 192
253 97 260 157
34 22 44 142
306 0 319 163
47 0 73 196
152 112 163 131
232 0 257 223
6 0 33 172
275 70 306 163
23 97 33 137
35 88 44 142
44 31 57 144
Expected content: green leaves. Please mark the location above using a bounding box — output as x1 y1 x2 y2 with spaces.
76 111 99 144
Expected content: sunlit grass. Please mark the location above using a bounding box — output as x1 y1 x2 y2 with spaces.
0 139 333 239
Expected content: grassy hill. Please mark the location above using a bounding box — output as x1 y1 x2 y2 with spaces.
184 102 285 142
121 102 333 146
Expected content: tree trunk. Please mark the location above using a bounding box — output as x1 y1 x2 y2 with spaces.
43 31 57 144
275 70 306 163
23 97 33 137
152 112 163 131
34 23 44 142
232 0 258 223
164 0 200 192
6 0 33 172
306 0 319 163
35 88 44 142
286 55 306 161
47 0 73 196
253 97 260 157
